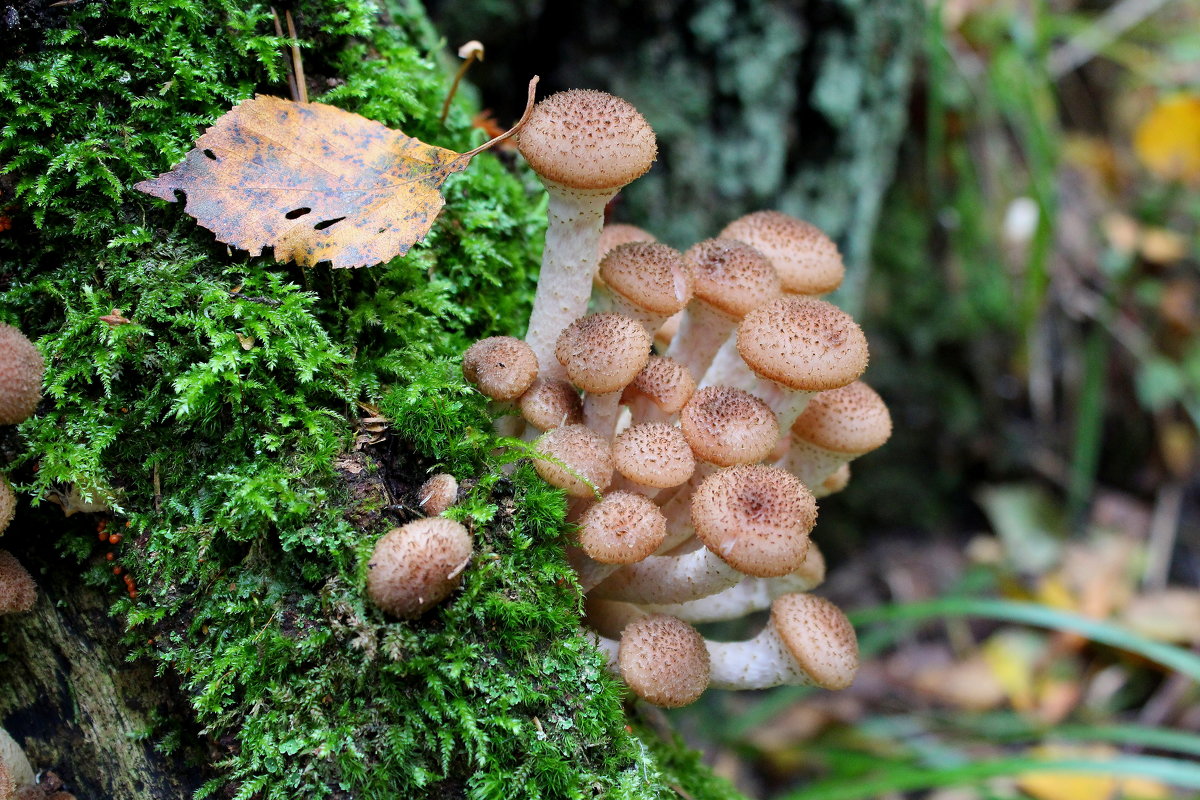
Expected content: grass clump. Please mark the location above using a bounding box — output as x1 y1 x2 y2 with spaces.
0 1 740 796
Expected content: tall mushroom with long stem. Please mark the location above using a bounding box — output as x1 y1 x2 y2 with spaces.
517 90 657 377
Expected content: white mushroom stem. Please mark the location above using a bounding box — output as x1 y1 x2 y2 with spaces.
524 185 618 380
587 630 621 671
640 562 824 623
625 394 670 425
588 546 742 605
665 302 738 382
699 337 814 429
774 438 851 490
1 727 36 787
706 623 811 690
584 390 624 439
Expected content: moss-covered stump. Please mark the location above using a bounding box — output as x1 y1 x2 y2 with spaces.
0 1 739 797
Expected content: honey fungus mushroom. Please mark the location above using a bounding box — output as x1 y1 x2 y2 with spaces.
617 613 710 708
517 90 657 376
366 518 473 618
0 550 36 615
0 323 43 426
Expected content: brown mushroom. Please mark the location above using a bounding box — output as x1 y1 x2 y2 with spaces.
0 550 35 615
617 614 710 707
366 518 473 618
720 211 844 296
0 324 43 426
531 424 613 498
555 313 651 438
417 473 459 517
779 381 891 488
597 242 693 339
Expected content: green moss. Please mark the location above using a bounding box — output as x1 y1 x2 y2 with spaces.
0 0 743 797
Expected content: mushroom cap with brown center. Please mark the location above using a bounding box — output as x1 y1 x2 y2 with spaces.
0 550 36 615
617 614 710 707
684 238 780 319
462 336 539 402
737 297 868 392
517 90 657 191
771 593 859 690
366 518 473 618
622 356 695 415
0 324 43 426
598 223 657 260
611 423 695 489
555 313 651 394
720 211 844 295
599 242 693 316
0 475 14 535
532 424 614 497
578 491 668 564
418 473 459 516
518 378 583 430
679 386 779 466
690 465 816 576
791 381 891 455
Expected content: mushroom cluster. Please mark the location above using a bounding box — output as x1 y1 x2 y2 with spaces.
1 324 41 621
454 89 893 708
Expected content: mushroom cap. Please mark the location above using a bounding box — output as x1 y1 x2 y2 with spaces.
737 297 868 392
462 336 540 402
0 475 14 535
618 614 710 707
622 356 695 415
598 223 657 260
0 550 36 614
791 381 891 455
418 473 459 517
517 89 657 191
691 465 816 577
720 211 844 295
679 386 779 467
532 424 614 498
599 242 693 316
366 518 473 618
555 313 651 394
578 491 668 564
684 238 780 319
0 324 43 426
771 593 859 690
518 377 583 430
611 423 695 489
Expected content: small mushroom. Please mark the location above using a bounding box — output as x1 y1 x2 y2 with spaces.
462 336 539 402
531 424 613 498
555 313 651 438
779 381 892 488
517 377 584 433
517 90 657 378
0 550 35 615
366 519 473 618
617 614 710 707
621 356 696 426
417 473 459 517
0 324 43 426
597 242 693 339
720 211 844 296
577 491 667 564
610 423 695 496
706 593 858 691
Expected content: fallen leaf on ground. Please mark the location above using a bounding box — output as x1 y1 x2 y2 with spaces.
1133 94 1200 184
1122 589 1200 643
136 78 537 269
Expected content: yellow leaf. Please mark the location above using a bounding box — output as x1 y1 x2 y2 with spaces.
136 79 537 269
1133 94 1200 183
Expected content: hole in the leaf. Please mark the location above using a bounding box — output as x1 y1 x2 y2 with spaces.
203 149 217 160
173 189 187 204
314 217 346 231
285 207 312 219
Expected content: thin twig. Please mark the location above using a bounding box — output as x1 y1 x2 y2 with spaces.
285 9 307 104
1143 480 1183 591
1049 0 1176 77
271 8 298 103
460 76 539 159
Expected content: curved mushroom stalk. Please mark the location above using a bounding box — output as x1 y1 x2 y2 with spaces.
706 594 858 691
778 380 892 488
588 545 744 605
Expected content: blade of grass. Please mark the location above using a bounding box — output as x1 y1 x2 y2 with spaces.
782 754 1200 800
848 598 1200 680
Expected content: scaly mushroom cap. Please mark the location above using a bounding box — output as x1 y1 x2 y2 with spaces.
0 324 43 426
366 518 473 618
679 386 779 466
618 614 710 707
720 211 844 295
772 593 859 690
599 242 693 316
517 89 657 191
737 297 868 392
0 550 36 614
684 238 780 319
462 336 540 402
791 381 892 455
555 313 651 394
691 465 816 576
418 473 459 516
611 423 695 489
518 377 583 430
598 223 657 259
0 475 14 535
622 356 695 415
532 424 614 497
578 491 667 564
